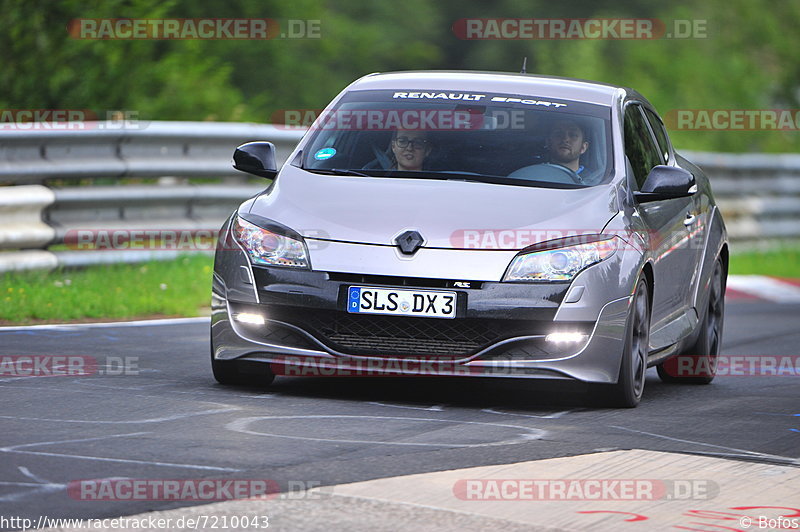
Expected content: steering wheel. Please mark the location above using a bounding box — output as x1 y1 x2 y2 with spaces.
541 163 584 184
509 163 583 184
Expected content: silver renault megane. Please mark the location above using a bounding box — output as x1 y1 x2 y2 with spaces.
211 71 728 407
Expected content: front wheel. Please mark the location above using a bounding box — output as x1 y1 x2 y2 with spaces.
657 258 725 384
212 355 275 387
211 335 274 387
594 277 651 408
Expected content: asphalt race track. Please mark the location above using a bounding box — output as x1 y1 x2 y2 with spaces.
0 299 798 528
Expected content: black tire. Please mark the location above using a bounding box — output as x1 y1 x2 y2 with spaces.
595 277 651 408
211 338 275 387
211 328 237 385
657 258 725 384
211 356 241 385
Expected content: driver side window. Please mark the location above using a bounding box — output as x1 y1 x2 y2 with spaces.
644 108 671 163
624 104 663 190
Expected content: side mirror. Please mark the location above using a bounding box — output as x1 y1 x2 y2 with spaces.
233 141 278 179
634 165 695 203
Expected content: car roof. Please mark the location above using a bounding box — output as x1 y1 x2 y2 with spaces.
346 71 633 107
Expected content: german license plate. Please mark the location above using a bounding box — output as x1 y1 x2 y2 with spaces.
347 286 456 319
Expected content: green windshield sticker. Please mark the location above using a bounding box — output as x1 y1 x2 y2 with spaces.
314 147 336 160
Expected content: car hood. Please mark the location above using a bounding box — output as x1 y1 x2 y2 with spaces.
247 165 619 250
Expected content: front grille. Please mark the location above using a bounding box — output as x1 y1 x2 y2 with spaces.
319 313 496 357
269 307 535 359
328 272 483 290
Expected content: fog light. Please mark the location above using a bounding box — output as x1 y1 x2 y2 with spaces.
545 332 588 344
235 312 265 326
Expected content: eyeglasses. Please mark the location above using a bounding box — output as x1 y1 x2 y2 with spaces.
394 137 428 150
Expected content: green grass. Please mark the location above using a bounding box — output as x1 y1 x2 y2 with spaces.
728 245 800 278
0 246 797 325
0 254 214 324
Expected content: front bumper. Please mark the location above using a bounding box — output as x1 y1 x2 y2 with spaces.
211 265 631 384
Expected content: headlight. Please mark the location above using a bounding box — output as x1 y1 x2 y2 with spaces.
233 216 310 268
503 236 617 282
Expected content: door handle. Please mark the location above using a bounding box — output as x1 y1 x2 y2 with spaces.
683 213 697 226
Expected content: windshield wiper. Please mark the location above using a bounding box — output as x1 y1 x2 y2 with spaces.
382 169 484 181
434 171 487 182
381 170 586 189
306 168 371 177
307 168 585 189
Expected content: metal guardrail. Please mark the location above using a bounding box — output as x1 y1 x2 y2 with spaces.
0 122 797 272
0 121 305 271
682 151 800 241
0 184 267 272
0 121 304 183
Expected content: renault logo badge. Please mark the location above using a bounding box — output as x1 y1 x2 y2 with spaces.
395 230 424 255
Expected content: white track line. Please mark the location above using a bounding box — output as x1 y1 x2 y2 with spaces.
227 415 546 448
0 406 239 424
482 408 575 419
0 432 241 472
610 425 799 466
0 316 209 331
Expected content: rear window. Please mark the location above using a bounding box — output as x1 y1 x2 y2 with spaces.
298 89 614 189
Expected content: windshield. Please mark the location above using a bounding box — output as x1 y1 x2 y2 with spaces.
299 89 613 188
